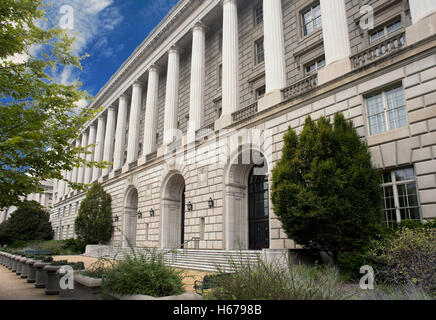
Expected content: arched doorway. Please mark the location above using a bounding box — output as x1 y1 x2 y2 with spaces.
161 173 186 249
224 148 270 250
248 164 270 250
124 188 138 247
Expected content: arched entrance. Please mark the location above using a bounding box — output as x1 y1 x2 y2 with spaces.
224 148 270 250
124 188 138 247
161 173 186 249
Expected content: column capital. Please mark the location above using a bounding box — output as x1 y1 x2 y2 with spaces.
221 0 237 7
168 45 182 55
192 21 208 33
132 80 142 88
119 93 129 101
149 64 160 73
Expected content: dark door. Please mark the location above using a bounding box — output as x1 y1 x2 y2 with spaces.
181 187 185 248
248 167 270 250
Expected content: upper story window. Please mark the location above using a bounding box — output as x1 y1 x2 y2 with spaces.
215 99 222 119
305 56 325 75
254 3 263 26
255 37 264 65
256 86 266 100
366 85 407 136
382 167 421 227
302 3 321 36
370 19 402 43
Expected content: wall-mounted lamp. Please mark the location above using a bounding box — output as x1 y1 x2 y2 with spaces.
208 197 215 209
149 208 155 217
187 201 193 212
114 215 119 222
137 211 143 219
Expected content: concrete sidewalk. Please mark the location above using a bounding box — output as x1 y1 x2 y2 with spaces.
0 265 57 300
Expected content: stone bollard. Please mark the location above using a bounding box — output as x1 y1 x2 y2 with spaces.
26 260 38 283
20 257 28 279
15 256 23 275
34 262 50 288
11 256 19 273
7 254 13 270
44 265 62 295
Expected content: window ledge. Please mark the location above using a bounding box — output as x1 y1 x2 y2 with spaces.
366 125 410 147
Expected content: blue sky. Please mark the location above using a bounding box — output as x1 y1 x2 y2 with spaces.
41 0 179 107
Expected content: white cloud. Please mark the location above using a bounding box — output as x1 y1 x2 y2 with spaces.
37 0 124 85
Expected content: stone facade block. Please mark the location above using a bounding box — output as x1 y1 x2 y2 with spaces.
421 131 436 147
405 54 436 76
422 204 436 219
419 189 436 205
417 174 436 189
412 147 432 162
408 105 436 124
415 160 436 176
410 121 428 136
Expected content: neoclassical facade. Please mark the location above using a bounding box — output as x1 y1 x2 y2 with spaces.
52 0 436 253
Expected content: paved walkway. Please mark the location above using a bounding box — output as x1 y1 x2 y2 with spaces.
0 265 57 300
0 255 212 299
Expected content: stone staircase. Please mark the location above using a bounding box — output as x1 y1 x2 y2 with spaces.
84 245 262 273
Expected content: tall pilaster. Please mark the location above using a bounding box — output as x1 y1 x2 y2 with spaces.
102 107 116 177
85 124 96 184
65 170 72 196
143 66 160 155
263 0 286 93
221 0 239 117
318 0 351 85
127 82 143 164
188 22 206 133
114 95 129 170
77 131 88 184
92 116 106 182
164 46 181 144
71 140 80 184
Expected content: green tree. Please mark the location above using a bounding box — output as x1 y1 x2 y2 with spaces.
0 0 105 209
271 113 383 263
75 183 114 245
0 201 53 244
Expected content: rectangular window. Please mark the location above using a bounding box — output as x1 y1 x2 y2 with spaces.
366 85 407 135
302 3 322 36
305 56 326 75
370 19 402 42
215 100 222 119
381 167 421 227
256 86 266 100
255 38 264 65
254 3 263 25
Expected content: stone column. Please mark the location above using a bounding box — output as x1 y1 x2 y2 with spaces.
318 0 351 85
41 193 47 208
71 140 80 184
406 0 436 45
163 46 180 145
77 131 88 184
114 95 129 170
263 0 286 93
188 22 206 133
143 66 160 155
126 82 143 165
218 0 239 128
65 170 72 196
92 116 106 181
410 0 436 24
102 107 116 177
85 124 96 184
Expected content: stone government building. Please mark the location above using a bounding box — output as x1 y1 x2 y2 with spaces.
51 0 436 260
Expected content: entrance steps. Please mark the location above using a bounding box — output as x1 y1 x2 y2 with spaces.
84 245 262 273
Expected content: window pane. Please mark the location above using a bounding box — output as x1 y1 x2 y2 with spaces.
383 172 392 183
369 114 386 135
387 20 401 33
388 106 407 130
367 94 384 116
395 168 414 181
386 87 405 110
317 57 326 68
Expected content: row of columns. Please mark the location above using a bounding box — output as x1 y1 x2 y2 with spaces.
56 0 434 201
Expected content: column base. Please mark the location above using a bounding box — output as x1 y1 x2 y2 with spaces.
214 113 233 131
258 89 283 112
406 11 436 46
317 57 352 86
